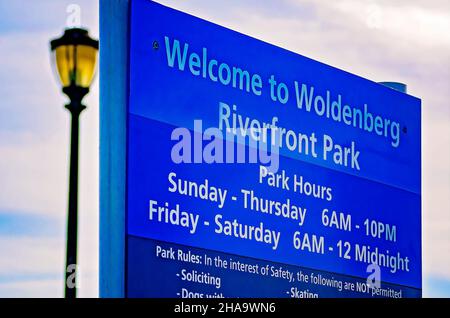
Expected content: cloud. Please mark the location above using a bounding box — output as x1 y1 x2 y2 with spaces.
0 0 99 35
0 230 98 297
0 278 62 298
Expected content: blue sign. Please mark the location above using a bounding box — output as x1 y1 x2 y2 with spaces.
126 0 421 298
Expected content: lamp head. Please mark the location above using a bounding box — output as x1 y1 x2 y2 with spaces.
50 28 99 103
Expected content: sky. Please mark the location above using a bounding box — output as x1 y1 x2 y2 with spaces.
0 0 449 297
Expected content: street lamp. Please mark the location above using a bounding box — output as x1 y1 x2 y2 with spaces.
50 28 98 298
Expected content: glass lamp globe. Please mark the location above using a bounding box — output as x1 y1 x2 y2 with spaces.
50 28 99 95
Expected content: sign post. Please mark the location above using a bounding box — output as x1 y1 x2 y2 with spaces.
99 0 128 297
100 0 421 298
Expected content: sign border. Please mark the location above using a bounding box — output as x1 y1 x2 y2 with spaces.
99 0 421 297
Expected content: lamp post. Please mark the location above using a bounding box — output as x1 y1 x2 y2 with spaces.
50 28 98 298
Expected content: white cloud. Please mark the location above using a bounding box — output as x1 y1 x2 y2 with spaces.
0 279 62 298
0 237 63 276
0 233 98 297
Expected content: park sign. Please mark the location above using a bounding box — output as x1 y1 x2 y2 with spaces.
100 0 421 298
